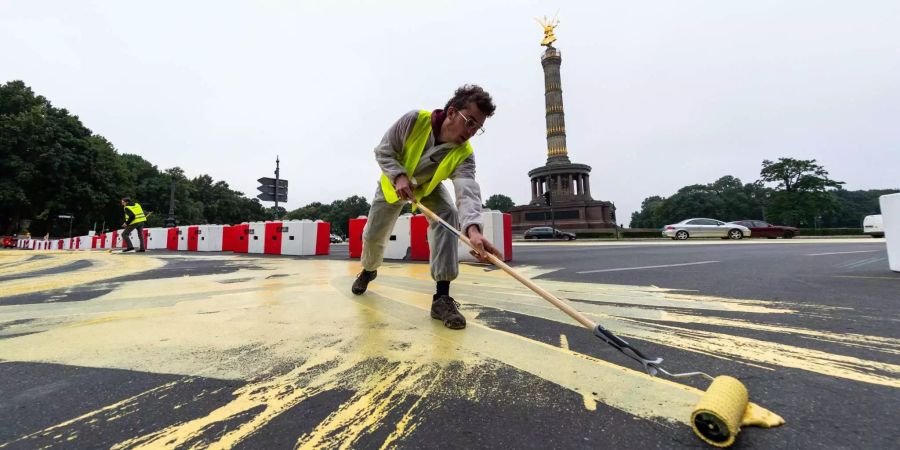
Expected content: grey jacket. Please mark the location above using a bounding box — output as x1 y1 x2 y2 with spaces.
373 110 484 233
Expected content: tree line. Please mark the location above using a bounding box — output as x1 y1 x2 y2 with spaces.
630 158 896 228
1 80 441 240
1 80 274 236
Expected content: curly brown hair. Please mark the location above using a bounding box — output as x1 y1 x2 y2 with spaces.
445 84 496 117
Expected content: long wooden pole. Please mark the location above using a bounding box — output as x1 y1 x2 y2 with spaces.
414 202 597 330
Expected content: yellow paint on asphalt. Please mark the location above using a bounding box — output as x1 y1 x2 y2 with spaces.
0 251 165 297
0 252 895 447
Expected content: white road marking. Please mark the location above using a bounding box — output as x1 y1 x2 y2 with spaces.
576 260 720 274
807 250 880 256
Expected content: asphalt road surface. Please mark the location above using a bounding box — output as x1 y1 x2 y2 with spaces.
0 239 897 449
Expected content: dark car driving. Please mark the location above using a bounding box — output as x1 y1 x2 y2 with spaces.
729 220 798 239
523 227 576 240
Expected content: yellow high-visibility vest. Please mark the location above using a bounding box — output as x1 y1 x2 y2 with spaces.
124 203 147 225
379 110 473 204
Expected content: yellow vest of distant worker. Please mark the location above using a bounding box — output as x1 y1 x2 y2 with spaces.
124 203 147 225
379 110 473 204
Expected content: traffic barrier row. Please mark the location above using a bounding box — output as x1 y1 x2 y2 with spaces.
348 211 513 262
10 220 330 257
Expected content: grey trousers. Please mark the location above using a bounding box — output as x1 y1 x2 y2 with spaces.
122 223 145 251
361 184 459 282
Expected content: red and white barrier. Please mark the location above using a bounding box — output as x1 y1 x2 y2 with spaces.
245 220 329 256
103 231 117 249
348 217 367 258
247 222 268 254
280 220 330 256
166 228 179 250
348 211 512 262
176 226 190 251
197 225 224 252
146 228 168 250
458 210 513 262
226 223 250 253
385 214 413 260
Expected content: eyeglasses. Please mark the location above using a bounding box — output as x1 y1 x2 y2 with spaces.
456 109 486 136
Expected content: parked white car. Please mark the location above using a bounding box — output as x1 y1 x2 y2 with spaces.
863 214 884 238
662 218 751 240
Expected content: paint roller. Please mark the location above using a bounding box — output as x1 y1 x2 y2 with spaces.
412 200 784 447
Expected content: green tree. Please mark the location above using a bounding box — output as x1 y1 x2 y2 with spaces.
629 176 766 228
630 195 666 228
0 80 290 235
285 196 370 238
822 189 899 227
757 158 844 227
484 194 515 212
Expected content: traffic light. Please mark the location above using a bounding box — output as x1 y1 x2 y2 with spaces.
543 191 552 206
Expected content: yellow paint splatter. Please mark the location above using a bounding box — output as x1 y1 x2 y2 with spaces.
0 252 893 447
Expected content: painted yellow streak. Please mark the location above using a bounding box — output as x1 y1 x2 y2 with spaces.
296 362 429 449
0 380 182 448
833 275 900 281
112 348 355 449
380 274 900 387
378 367 447 450
560 334 569 350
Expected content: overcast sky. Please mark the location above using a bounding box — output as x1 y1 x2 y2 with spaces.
3 1 898 225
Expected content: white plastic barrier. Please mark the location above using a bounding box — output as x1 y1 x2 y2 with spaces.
458 210 513 263
61 239 70 250
280 220 303 256
880 193 900 272
384 214 412 260
177 225 190 251
197 225 224 252
247 222 267 254
146 228 168 250
76 235 93 250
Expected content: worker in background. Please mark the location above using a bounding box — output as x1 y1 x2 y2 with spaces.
120 197 147 253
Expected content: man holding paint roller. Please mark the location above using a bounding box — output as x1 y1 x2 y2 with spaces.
352 84 500 330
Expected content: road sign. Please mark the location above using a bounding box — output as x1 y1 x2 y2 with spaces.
257 177 288 187
257 177 288 203
257 192 288 202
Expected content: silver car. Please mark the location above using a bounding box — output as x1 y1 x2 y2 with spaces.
662 218 751 240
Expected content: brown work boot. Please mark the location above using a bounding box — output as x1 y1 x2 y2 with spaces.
351 270 377 295
431 295 466 329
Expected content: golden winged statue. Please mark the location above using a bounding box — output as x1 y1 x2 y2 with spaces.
535 13 559 47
